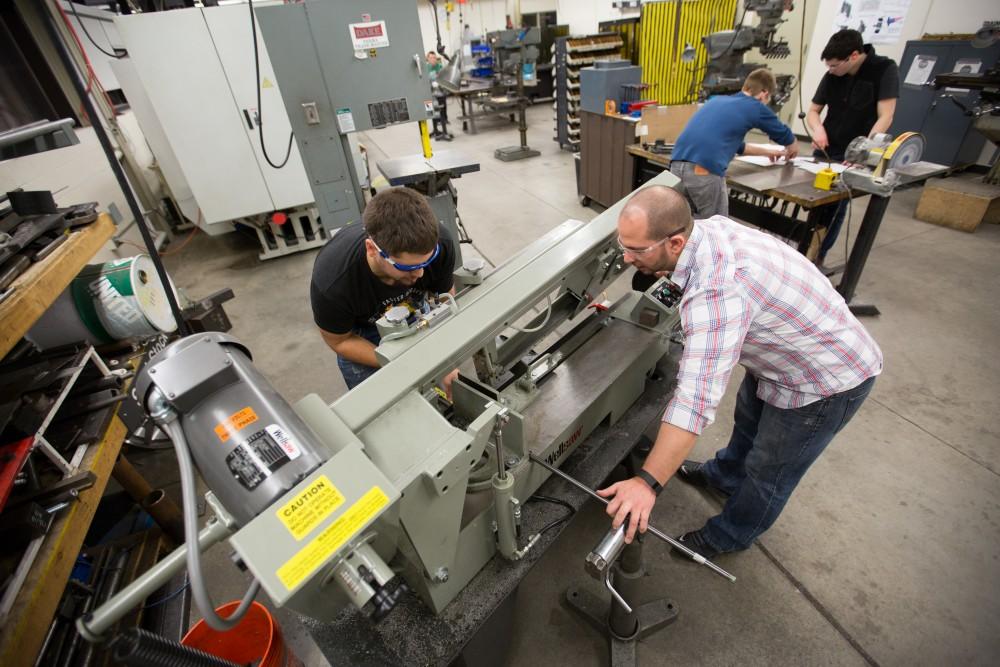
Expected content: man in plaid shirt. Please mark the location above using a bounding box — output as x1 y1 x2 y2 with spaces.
598 185 882 559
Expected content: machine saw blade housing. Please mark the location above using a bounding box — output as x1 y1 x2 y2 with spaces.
843 132 926 195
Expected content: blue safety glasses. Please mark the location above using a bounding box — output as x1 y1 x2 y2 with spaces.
371 238 440 272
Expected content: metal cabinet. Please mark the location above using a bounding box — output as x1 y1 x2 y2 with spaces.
114 6 312 232
578 111 637 208
891 39 1000 167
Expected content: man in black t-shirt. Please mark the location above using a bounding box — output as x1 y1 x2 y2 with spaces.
310 188 457 391
806 29 899 265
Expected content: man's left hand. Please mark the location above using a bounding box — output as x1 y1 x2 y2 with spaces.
596 477 657 543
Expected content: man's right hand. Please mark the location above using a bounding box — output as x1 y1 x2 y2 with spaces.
811 127 829 151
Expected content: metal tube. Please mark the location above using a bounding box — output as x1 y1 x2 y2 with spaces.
528 453 736 583
140 490 186 546
492 472 518 560
0 118 77 148
76 518 231 643
113 456 185 545
494 431 506 480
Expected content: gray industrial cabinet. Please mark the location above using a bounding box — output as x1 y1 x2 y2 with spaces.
890 39 1000 167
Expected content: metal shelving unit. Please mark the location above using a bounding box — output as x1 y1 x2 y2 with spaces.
553 33 624 152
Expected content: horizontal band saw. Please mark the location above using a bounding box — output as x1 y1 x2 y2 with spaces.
77 171 684 643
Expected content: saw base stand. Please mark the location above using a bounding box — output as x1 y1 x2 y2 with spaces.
565 536 678 666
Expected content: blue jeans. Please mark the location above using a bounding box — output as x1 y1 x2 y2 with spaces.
337 325 380 390
700 373 875 552
817 199 848 261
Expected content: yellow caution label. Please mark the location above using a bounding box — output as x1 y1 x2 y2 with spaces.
276 486 390 590
214 407 258 442
262 77 274 89
276 475 345 541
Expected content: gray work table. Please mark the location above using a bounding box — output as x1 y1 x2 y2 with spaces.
439 77 521 135
296 353 677 666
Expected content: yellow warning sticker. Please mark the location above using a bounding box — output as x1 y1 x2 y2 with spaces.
276 475 345 541
276 486 389 591
262 77 274 89
214 407 258 442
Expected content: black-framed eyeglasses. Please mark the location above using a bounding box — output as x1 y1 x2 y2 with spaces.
371 238 441 271
616 226 686 256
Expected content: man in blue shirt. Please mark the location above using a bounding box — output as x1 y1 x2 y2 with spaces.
670 68 798 218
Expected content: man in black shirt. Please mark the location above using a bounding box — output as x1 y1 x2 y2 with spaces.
806 29 899 265
310 188 457 391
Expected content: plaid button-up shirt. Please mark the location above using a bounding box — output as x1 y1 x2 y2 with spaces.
663 216 883 435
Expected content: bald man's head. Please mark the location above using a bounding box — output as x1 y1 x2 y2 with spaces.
620 185 693 241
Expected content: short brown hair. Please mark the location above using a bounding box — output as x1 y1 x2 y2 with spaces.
743 68 776 96
622 185 693 239
363 188 438 256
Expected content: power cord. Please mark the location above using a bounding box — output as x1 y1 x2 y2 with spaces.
247 0 294 169
68 1 124 59
793 0 853 269
507 295 553 333
528 494 576 535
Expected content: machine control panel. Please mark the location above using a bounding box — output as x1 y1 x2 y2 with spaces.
648 277 684 309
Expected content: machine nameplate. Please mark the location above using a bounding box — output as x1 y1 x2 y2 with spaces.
214 406 258 442
225 425 302 491
348 20 389 50
276 474 345 541
276 486 390 590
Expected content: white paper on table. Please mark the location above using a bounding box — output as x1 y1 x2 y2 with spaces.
792 158 848 174
735 155 783 167
745 143 786 152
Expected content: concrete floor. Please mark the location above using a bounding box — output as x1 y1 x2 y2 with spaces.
11 100 999 665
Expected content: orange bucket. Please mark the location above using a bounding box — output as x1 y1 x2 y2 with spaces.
181 600 300 667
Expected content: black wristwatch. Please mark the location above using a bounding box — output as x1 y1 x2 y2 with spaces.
636 469 663 496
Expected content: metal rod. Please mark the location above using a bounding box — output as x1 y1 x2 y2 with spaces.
40 1 189 336
603 567 632 614
528 454 736 583
493 409 509 481
494 425 506 480
76 518 231 642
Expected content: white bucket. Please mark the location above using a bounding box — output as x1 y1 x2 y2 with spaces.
27 255 178 350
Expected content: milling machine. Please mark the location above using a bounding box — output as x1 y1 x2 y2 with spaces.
700 0 797 109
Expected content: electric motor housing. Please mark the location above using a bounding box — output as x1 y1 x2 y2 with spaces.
135 333 330 525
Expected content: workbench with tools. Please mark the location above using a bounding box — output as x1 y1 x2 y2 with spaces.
0 212 140 667
628 140 948 315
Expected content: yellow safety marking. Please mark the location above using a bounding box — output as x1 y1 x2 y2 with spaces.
214 406 258 442
276 475 345 541
276 487 390 591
